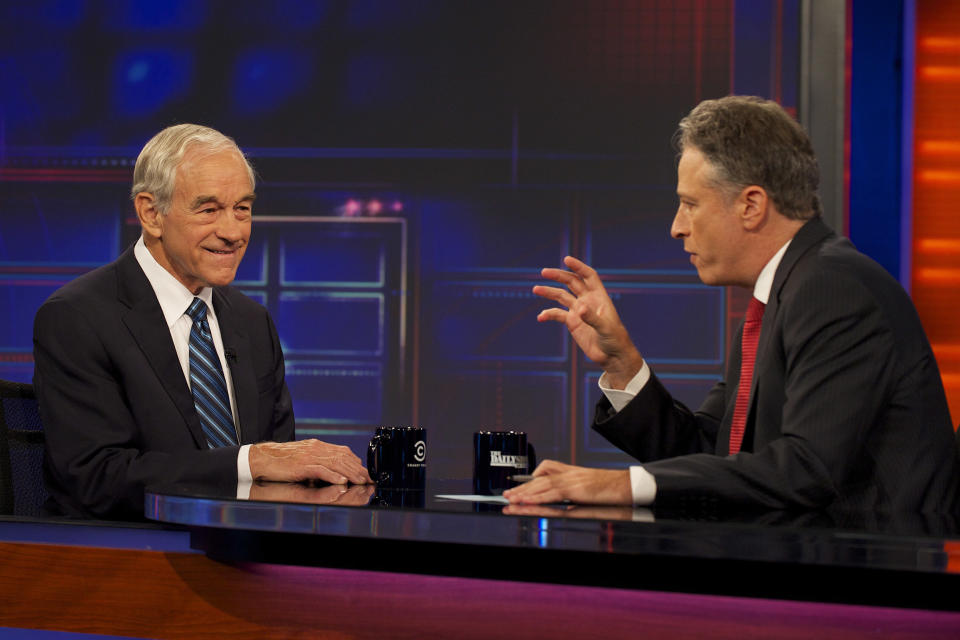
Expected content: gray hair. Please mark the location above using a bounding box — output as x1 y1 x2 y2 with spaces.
674 96 821 220
130 124 256 214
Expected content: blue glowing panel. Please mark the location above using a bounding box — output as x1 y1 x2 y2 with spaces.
428 282 567 362
112 49 193 117
275 292 383 356
611 285 724 365
0 200 120 264
0 50 77 128
584 191 689 273
422 370 567 478
0 1 87 28
285 361 382 425
280 229 384 286
227 0 331 30
234 233 267 285
232 48 313 116
0 283 63 351
733 0 775 97
582 372 719 456
103 0 206 30
0 362 35 384
419 195 570 273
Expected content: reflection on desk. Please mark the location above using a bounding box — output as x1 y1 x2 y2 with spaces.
145 478 960 611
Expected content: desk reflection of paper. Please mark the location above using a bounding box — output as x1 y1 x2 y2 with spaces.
435 494 510 505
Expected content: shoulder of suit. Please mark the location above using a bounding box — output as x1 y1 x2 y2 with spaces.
41 256 123 309
214 285 270 317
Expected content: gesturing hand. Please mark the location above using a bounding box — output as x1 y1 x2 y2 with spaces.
534 256 644 388
249 439 371 485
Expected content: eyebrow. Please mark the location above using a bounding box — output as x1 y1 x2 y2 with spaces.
189 193 257 209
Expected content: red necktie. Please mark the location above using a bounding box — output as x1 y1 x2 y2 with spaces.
729 297 765 454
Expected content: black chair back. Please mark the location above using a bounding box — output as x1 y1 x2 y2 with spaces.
0 379 47 517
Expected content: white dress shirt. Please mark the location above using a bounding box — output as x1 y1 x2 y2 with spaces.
133 236 253 483
600 240 792 505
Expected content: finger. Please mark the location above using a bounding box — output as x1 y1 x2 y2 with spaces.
540 268 586 296
532 284 576 308
303 464 349 485
536 308 568 324
504 477 560 503
312 454 368 484
532 459 569 476
562 256 600 284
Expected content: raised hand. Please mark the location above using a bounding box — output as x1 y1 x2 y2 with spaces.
534 256 644 388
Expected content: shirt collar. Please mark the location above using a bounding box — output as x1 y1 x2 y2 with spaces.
752 240 791 304
133 235 214 327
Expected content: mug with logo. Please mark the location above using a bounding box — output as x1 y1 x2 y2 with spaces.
473 430 536 495
367 426 427 489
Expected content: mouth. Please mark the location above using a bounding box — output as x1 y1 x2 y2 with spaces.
203 247 237 256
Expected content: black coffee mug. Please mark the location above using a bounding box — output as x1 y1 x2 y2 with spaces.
367 426 427 489
473 430 536 495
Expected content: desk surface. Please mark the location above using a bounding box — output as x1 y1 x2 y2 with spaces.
146 479 960 610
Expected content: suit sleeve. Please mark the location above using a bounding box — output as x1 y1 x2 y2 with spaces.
593 371 723 461
641 268 898 509
34 297 239 519
264 311 295 442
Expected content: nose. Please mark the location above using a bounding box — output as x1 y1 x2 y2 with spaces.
216 211 247 244
670 206 689 239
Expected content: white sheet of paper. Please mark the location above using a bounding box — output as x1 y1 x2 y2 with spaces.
434 494 509 504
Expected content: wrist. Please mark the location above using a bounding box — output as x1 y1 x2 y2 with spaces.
604 350 645 390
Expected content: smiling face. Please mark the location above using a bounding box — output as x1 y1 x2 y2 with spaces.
670 146 752 288
144 148 255 294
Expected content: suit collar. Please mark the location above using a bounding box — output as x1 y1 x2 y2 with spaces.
116 247 208 448
741 216 835 452
770 217 835 301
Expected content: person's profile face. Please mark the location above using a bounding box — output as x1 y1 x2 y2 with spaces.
670 147 747 287
153 149 254 294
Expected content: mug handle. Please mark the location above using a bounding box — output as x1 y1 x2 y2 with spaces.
367 435 381 481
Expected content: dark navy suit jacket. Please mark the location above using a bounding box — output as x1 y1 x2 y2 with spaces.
34 246 295 519
594 217 959 512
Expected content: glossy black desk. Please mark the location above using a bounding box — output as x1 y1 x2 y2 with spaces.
146 479 960 611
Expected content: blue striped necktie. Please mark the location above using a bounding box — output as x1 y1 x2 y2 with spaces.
186 298 238 448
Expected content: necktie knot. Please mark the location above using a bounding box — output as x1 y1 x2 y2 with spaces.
746 297 766 324
187 297 208 323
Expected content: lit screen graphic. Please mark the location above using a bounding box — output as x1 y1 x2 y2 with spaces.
2 0 801 469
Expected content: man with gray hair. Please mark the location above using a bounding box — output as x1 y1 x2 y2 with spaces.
505 96 958 512
34 124 369 520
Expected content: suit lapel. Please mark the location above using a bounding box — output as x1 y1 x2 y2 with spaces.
116 247 208 448
746 217 835 443
213 289 257 445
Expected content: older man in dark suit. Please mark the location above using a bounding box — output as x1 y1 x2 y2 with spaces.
505 96 959 512
34 124 369 520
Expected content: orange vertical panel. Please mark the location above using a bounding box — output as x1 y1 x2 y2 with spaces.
913 1 960 428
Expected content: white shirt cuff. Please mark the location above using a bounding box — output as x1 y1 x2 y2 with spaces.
238 444 253 483
629 465 657 505
598 361 650 413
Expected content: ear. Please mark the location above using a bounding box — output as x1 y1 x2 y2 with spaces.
739 185 769 231
135 192 163 239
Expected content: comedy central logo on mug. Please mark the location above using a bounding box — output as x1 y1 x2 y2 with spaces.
412 440 426 465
